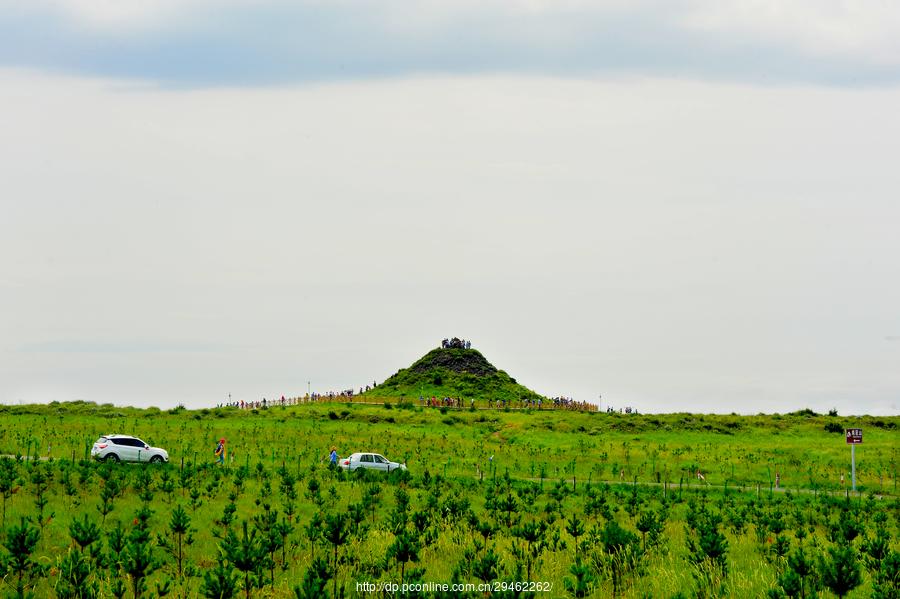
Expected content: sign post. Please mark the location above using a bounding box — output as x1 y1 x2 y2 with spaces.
845 428 863 492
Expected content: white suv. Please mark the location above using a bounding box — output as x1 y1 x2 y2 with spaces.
91 435 169 463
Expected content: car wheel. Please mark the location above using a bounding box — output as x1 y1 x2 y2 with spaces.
149 455 163 463
105 453 120 462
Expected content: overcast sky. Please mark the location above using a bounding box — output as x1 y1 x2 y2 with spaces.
1 1 899 415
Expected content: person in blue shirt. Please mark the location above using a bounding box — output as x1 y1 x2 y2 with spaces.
329 446 338 466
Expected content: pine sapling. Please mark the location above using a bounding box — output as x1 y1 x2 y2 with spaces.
168 505 191 578
69 513 102 555
222 521 264 599
123 524 156 599
387 530 421 584
0 458 19 527
56 548 100 599
293 557 330 599
322 513 349 598
820 545 862 598
29 462 53 540
1 517 45 599
566 513 586 558
200 560 239 599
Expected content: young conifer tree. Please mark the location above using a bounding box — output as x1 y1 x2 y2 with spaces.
29 462 52 540
821 545 862 598
56 548 100 599
387 529 421 584
168 505 191 578
322 513 350 598
70 513 102 554
1 518 44 598
200 561 239 599
0 458 18 527
293 557 330 599
222 521 264 599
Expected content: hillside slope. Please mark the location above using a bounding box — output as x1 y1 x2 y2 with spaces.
363 347 544 403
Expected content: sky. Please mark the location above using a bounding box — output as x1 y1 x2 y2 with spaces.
1 1 899 415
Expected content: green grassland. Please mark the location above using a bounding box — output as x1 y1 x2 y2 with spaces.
0 401 897 598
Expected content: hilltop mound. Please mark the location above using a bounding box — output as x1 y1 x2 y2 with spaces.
408 348 497 377
364 347 544 403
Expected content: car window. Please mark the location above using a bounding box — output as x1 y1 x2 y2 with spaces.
111 438 127 446
96 437 108 444
361 455 373 463
374 455 387 464
134 439 147 447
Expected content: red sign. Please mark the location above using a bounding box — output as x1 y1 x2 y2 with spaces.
845 428 863 444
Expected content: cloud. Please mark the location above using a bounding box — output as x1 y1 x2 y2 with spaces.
682 0 900 67
1 0 899 86
1 69 899 413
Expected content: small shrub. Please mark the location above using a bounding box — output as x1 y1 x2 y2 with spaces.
793 408 819 417
824 422 843 434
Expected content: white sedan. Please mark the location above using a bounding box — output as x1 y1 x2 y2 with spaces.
339 452 407 472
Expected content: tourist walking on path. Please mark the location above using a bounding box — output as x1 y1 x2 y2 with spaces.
214 438 227 465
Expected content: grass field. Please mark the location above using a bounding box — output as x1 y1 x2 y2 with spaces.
0 400 897 598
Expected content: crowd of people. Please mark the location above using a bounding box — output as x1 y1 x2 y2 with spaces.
604 405 639 414
315 389 356 400
216 382 387 410
413 395 598 412
441 337 472 349
212 377 612 414
422 396 469 408
217 392 603 413
218 397 290 410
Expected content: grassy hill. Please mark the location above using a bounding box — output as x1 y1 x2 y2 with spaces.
362 347 545 403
